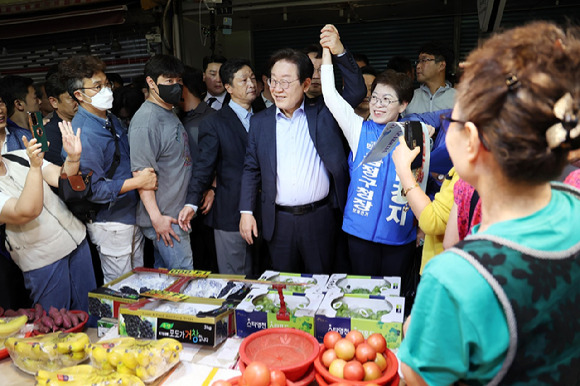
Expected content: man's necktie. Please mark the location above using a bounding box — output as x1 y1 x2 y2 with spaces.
207 97 217 108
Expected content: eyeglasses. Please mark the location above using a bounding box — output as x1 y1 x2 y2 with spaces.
268 78 299 90
414 58 436 66
79 81 112 93
440 114 490 151
369 95 399 107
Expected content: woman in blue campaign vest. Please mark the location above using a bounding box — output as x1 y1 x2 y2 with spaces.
320 26 426 276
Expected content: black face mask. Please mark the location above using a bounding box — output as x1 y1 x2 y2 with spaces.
157 83 183 105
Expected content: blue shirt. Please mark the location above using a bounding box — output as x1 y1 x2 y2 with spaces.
228 100 253 132
63 106 138 224
3 119 32 153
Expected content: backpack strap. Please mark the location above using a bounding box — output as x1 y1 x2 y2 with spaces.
3 153 30 168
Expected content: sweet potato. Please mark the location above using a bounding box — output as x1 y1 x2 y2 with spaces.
60 308 72 329
0 306 4 317
48 306 63 327
3 309 18 317
67 311 80 327
17 308 34 321
76 312 86 322
33 303 44 322
41 315 57 332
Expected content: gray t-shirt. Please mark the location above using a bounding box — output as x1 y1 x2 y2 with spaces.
129 101 193 227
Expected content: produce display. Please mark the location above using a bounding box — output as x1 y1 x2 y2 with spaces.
212 361 287 386
108 272 178 296
332 299 392 321
0 304 86 335
319 330 390 382
336 279 391 295
35 364 145 386
87 336 182 383
182 278 245 299
5 332 90 374
252 293 308 316
0 314 28 339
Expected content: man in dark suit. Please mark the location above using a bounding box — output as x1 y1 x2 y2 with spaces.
179 58 257 275
239 26 366 274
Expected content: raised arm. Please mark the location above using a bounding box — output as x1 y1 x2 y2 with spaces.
320 46 364 156
0 138 45 225
42 121 81 187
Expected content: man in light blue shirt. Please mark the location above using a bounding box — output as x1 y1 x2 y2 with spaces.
180 58 258 275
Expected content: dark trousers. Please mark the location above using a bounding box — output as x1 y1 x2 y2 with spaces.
267 204 336 274
347 234 415 277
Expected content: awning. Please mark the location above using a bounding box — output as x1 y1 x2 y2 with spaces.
0 4 127 39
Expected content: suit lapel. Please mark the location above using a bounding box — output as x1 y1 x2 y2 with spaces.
222 104 248 143
305 99 318 147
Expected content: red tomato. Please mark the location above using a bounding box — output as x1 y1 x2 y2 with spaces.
212 381 232 386
322 348 338 368
345 330 365 347
324 330 342 350
355 342 377 363
366 333 387 354
363 361 382 381
242 361 271 386
343 360 365 381
334 338 355 361
270 369 286 386
374 352 388 372
328 358 347 378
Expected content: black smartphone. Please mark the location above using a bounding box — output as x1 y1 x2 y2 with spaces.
28 111 49 153
404 120 424 169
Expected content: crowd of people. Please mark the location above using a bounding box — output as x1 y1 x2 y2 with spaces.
0 20 578 384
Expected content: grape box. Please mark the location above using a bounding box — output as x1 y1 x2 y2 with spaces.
314 288 405 349
235 287 325 338
118 296 235 347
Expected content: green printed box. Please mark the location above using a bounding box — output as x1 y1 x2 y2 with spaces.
315 288 405 349
254 271 329 293
235 287 324 338
325 274 401 296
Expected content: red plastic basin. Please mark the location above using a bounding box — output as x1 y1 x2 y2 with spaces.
239 328 320 381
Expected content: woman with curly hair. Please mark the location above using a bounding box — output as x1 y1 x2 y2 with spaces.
398 21 580 385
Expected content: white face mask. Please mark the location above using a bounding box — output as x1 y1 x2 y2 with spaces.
83 86 113 111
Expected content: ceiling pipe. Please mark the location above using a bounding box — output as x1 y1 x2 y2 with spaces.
185 0 372 14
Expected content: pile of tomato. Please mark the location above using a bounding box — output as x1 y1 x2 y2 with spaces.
320 330 388 382
213 361 287 386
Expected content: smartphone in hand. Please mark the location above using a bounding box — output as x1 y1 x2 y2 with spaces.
403 120 424 170
28 111 49 153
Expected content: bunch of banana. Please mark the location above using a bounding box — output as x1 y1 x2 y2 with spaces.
35 365 145 386
5 332 89 373
0 314 28 338
87 337 182 382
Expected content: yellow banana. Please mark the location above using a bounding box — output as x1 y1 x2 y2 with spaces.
0 315 28 338
121 349 138 370
56 332 89 353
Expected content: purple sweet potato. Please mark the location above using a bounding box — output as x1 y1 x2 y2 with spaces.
76 312 86 322
60 308 72 329
3 309 19 317
48 306 63 327
41 315 57 332
0 306 4 317
17 308 34 321
33 304 44 322
67 311 80 327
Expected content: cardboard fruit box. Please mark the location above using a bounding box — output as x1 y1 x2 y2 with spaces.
235 287 324 338
88 268 210 319
325 274 402 296
168 274 251 304
315 288 405 350
118 295 235 347
253 271 329 294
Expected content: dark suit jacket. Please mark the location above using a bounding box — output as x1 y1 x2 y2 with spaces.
188 103 249 232
239 50 366 241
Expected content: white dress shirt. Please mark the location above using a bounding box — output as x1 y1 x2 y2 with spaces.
204 91 227 111
275 101 330 206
